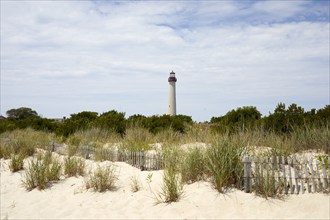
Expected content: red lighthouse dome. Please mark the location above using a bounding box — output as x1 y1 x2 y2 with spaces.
168 70 177 82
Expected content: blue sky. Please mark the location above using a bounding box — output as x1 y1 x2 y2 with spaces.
1 0 329 122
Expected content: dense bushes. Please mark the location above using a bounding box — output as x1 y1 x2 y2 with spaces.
211 103 330 134
0 108 193 139
1 104 329 143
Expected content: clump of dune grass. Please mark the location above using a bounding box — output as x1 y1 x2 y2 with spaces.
130 175 142 192
179 147 206 184
0 142 12 159
22 158 47 191
206 137 245 193
9 153 25 172
85 165 118 192
156 148 184 203
22 151 62 191
64 156 85 177
157 168 184 203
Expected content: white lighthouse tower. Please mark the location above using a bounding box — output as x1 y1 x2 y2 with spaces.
168 70 177 116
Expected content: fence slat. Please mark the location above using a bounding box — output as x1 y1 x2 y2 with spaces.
282 156 287 194
309 159 316 193
277 156 281 182
244 155 251 193
253 156 258 192
304 158 310 193
271 156 276 193
322 158 328 192
316 160 323 192
287 157 294 194
293 158 299 194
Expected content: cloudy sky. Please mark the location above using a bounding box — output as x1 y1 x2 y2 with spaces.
1 0 329 122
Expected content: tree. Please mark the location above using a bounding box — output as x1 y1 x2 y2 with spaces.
96 110 126 135
6 107 39 119
58 111 98 136
210 106 261 133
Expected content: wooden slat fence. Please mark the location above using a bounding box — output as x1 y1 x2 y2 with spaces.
49 142 164 171
243 155 330 194
49 142 330 194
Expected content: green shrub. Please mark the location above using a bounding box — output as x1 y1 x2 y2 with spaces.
86 165 118 192
9 153 25 172
64 157 85 177
206 138 245 193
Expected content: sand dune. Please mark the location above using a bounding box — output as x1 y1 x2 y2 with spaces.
1 157 329 220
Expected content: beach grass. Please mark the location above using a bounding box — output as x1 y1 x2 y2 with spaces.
130 175 142 192
86 165 118 192
206 137 245 193
9 153 25 172
179 147 206 184
64 156 85 177
22 152 62 191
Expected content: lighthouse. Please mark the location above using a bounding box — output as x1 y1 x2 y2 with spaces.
168 70 177 116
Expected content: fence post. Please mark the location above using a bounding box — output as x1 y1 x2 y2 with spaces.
140 151 145 171
244 155 251 193
51 141 55 152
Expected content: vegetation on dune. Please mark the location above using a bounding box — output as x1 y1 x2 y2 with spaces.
206 138 245 192
85 165 118 192
22 151 62 191
0 103 329 198
157 148 184 203
64 156 85 177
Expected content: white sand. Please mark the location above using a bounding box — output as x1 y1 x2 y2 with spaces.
1 157 329 220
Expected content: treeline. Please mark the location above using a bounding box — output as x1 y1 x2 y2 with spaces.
211 103 330 134
1 103 329 136
0 108 193 136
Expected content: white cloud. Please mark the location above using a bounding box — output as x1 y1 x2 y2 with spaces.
1 1 329 121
